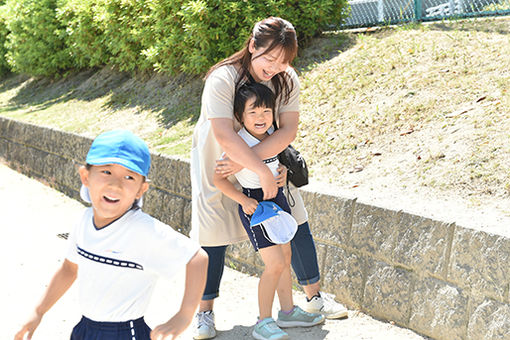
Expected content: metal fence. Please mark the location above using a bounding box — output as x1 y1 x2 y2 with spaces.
340 0 510 28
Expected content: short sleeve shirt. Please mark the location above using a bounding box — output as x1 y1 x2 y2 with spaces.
66 208 200 322
234 127 279 189
190 65 307 246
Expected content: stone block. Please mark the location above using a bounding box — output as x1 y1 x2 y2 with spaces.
300 190 354 245
449 227 510 301
468 298 510 340
144 188 184 230
409 277 469 340
150 154 191 198
227 241 257 267
315 241 328 273
321 245 367 309
181 200 192 235
350 201 399 260
392 212 453 278
363 261 413 325
226 255 263 278
0 138 9 159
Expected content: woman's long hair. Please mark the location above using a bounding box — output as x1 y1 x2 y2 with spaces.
205 17 298 105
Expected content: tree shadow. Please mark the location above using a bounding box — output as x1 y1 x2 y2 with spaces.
294 32 358 74
4 66 204 129
0 72 31 94
217 323 330 339
2 30 363 130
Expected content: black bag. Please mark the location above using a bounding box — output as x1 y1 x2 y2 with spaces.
278 144 309 187
272 122 309 188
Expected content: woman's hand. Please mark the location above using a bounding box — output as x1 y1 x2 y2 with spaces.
241 197 259 215
259 169 278 200
276 164 287 187
215 157 243 177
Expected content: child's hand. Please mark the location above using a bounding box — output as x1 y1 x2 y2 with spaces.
150 312 191 340
14 312 42 340
276 164 287 187
242 197 259 215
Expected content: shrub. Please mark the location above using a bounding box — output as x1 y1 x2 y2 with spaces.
4 0 73 76
0 4 10 75
57 0 110 69
148 0 349 75
100 0 157 72
2 0 349 77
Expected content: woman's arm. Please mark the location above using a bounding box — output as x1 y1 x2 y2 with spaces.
214 111 298 177
15 259 78 340
251 110 299 159
211 118 278 200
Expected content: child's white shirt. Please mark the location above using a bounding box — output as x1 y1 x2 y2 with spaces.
233 126 279 189
66 208 200 322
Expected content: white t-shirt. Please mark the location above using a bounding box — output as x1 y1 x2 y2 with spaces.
190 64 307 247
66 208 200 322
234 127 279 189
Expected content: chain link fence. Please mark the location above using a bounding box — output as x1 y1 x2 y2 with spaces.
340 0 510 28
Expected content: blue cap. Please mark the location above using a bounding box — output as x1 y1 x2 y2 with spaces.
250 201 298 244
250 201 283 226
86 130 151 177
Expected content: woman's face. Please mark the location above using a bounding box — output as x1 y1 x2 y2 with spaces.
249 40 289 82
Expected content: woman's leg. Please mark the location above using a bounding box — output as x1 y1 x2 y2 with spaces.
275 242 294 312
290 221 348 319
290 221 320 298
258 245 287 319
199 245 227 311
194 246 226 339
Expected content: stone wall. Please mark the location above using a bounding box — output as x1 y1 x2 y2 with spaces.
1 116 509 340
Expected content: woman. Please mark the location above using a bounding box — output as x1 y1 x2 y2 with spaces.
190 16 347 340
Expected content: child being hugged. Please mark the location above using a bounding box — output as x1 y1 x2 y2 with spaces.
213 83 324 340
15 130 208 340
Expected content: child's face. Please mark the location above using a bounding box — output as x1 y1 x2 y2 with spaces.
79 164 149 228
242 97 273 139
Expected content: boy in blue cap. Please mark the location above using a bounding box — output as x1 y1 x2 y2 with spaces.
15 130 208 340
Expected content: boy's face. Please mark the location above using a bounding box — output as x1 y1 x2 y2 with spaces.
242 96 273 140
79 164 149 228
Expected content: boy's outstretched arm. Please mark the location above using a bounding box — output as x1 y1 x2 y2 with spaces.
14 259 78 340
150 248 208 340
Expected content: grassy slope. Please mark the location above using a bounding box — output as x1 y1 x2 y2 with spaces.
1 16 509 226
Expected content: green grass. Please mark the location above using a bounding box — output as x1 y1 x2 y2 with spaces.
1 16 509 209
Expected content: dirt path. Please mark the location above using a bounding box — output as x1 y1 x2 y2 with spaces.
1 162 429 339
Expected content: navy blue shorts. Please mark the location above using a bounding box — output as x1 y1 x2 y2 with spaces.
70 316 151 340
239 187 291 251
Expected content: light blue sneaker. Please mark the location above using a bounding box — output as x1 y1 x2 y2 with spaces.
276 305 325 328
252 317 289 340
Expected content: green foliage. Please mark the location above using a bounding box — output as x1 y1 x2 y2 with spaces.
148 0 349 75
4 0 73 76
0 5 10 75
99 0 157 72
57 0 110 69
2 0 349 77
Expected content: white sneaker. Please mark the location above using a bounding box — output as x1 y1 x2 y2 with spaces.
304 292 349 319
193 310 216 339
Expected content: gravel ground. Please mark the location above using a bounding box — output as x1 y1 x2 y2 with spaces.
1 162 428 340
